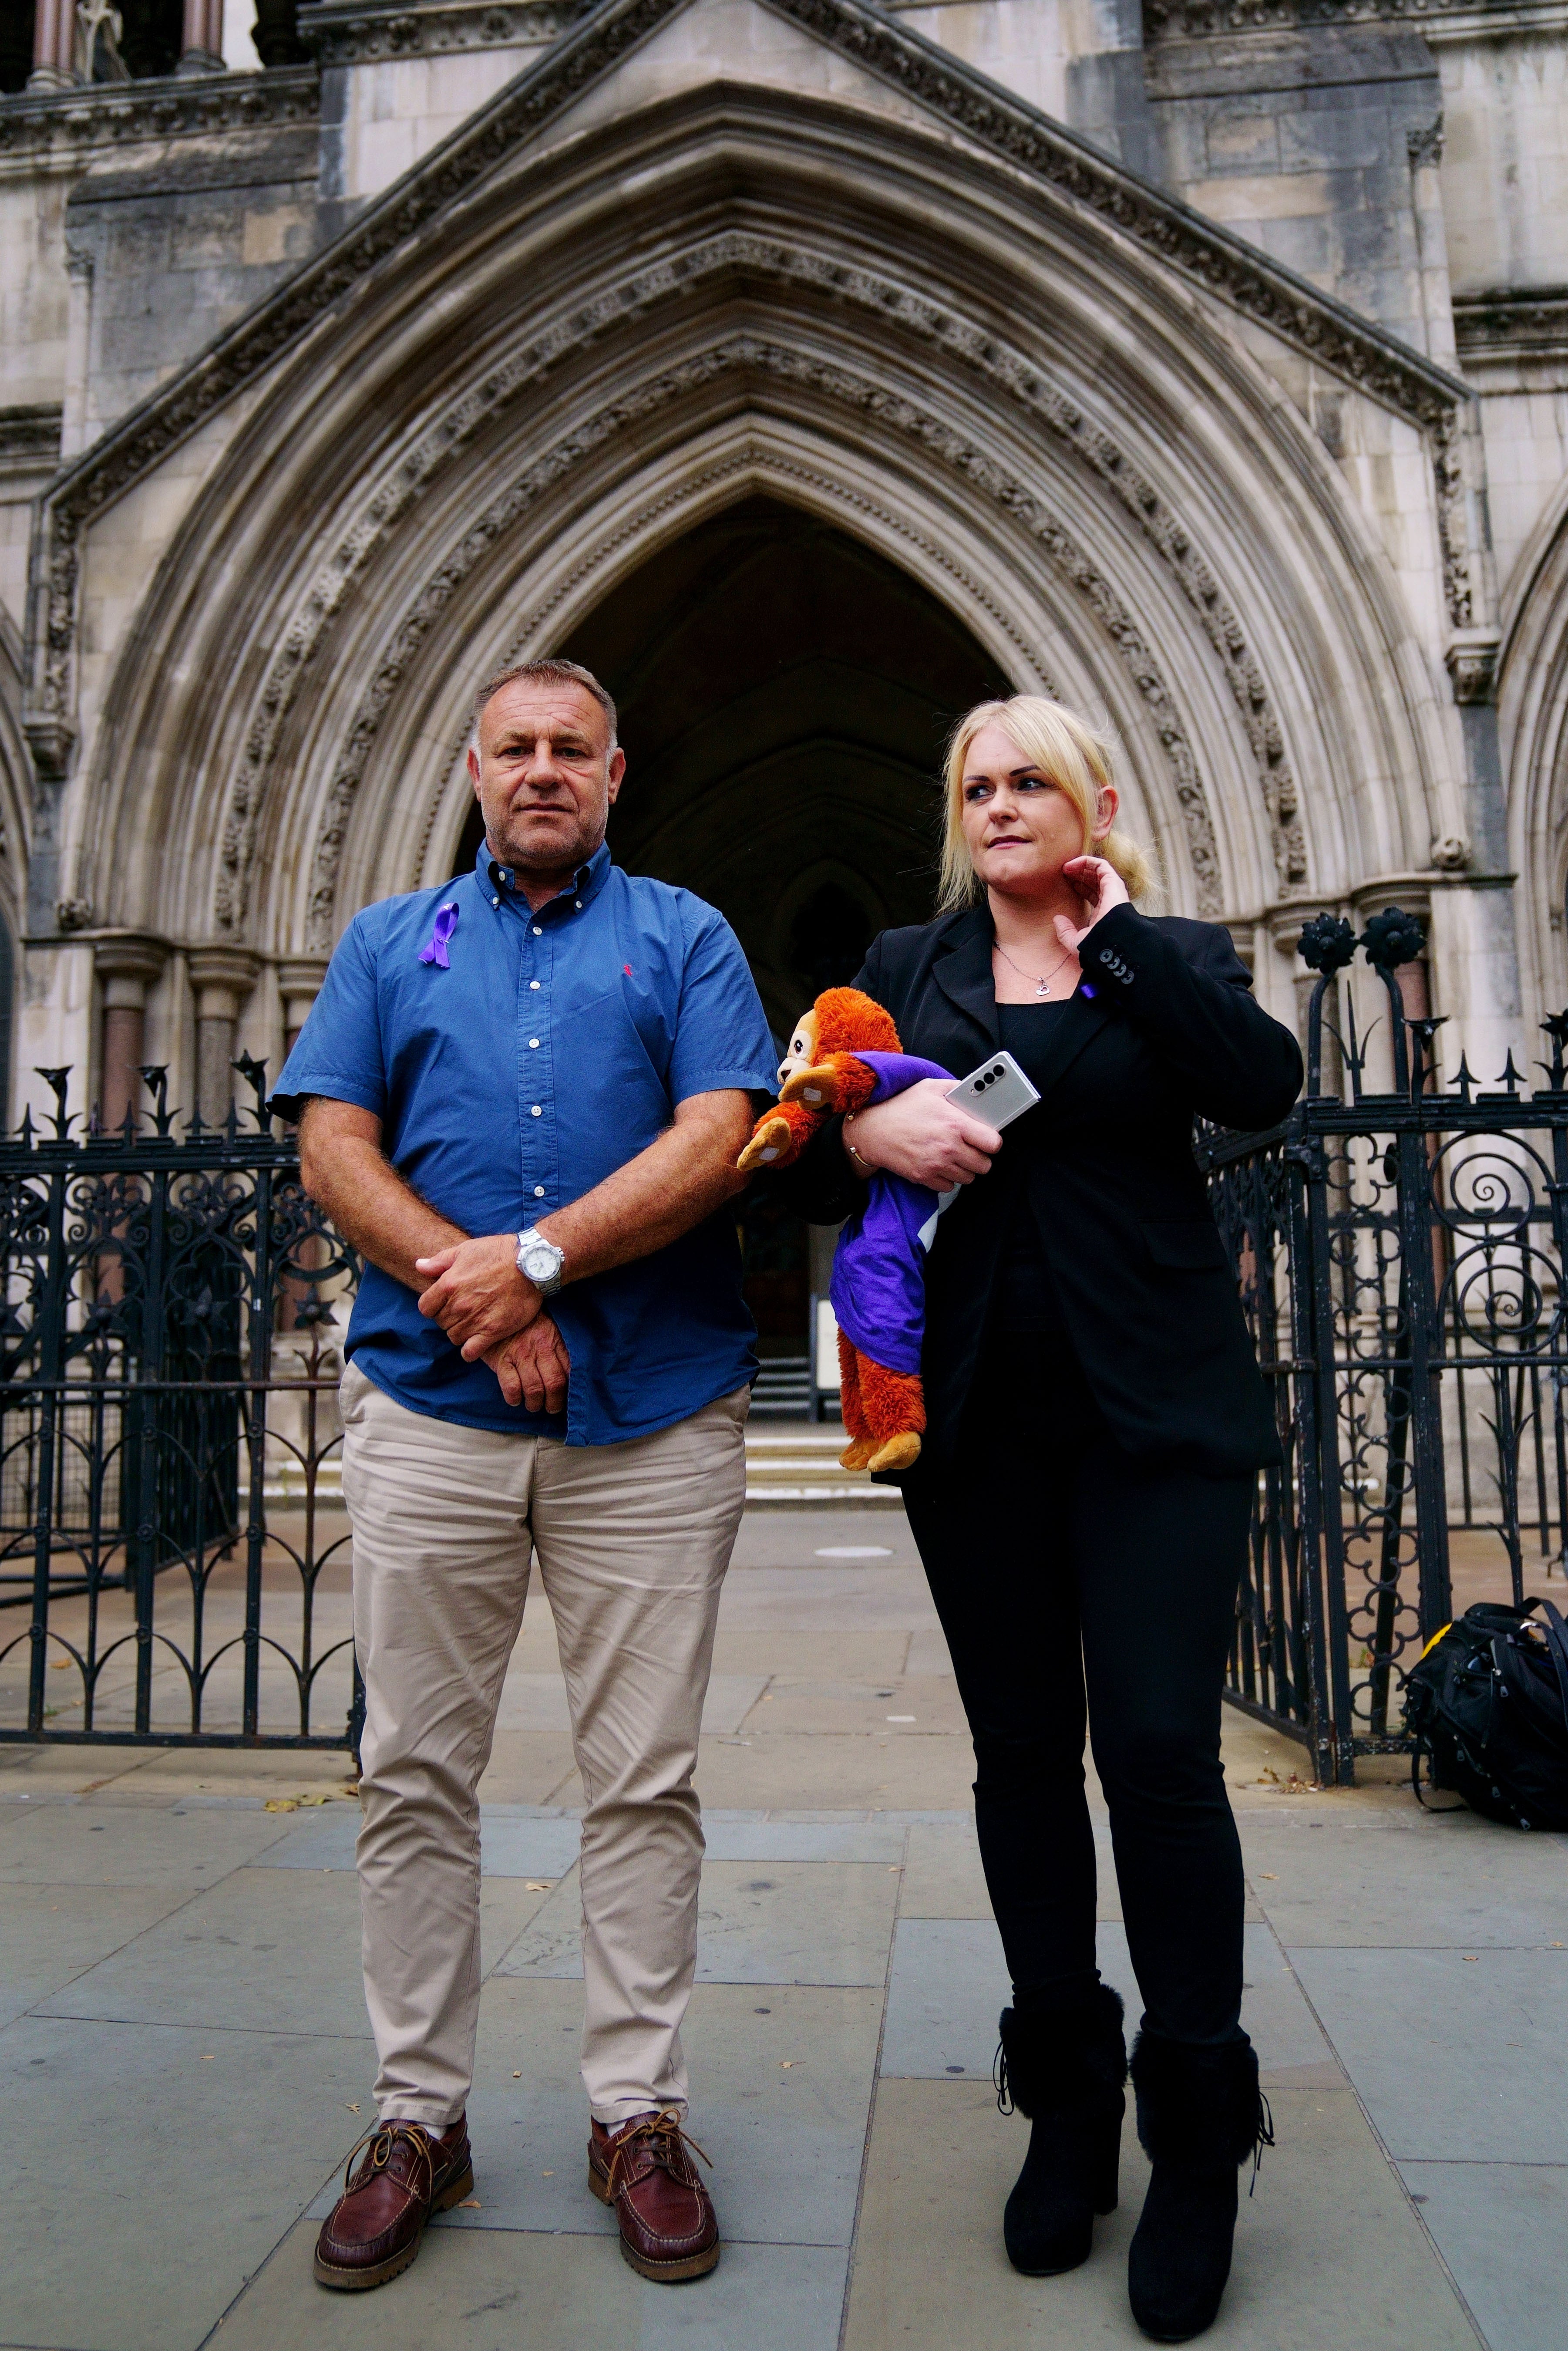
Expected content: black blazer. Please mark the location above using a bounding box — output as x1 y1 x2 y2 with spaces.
775 899 1303 1479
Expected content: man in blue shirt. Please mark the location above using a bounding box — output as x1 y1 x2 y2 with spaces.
274 659 777 2295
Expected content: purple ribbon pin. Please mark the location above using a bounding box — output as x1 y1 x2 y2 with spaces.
418 902 459 969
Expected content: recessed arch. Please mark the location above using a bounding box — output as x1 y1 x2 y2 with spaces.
65 77 1459 1024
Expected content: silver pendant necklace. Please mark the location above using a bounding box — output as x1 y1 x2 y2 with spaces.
994 940 1076 998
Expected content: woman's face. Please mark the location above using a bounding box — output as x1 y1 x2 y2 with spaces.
958 722 1117 900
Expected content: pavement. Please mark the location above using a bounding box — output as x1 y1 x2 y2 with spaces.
0 1499 1565 2351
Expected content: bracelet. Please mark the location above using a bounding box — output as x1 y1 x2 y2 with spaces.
844 1116 874 1180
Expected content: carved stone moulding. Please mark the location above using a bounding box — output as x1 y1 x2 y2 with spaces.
1454 287 1568 359
0 63 318 161
297 0 596 63
275 351 1234 955
1445 627 1501 706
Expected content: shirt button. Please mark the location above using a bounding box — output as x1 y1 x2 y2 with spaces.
534 1185 545 1198
574 900 582 910
491 897 499 908
529 1038 539 1048
532 925 542 936
529 980 540 990
531 1105 542 1116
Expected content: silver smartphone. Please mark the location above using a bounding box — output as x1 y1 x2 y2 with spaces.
946 1048 1042 1130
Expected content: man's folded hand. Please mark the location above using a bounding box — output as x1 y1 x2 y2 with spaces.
482 1318 571 1413
414 1233 540 1356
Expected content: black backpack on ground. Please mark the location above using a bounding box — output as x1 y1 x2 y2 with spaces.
1402 1596 1568 1830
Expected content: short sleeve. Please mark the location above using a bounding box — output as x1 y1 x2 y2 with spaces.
269 914 388 1122
666 906 779 1106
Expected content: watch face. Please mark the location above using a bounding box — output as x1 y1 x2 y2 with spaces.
522 1244 559 1282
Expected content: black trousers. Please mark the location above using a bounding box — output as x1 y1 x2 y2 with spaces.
902 1331 1253 2046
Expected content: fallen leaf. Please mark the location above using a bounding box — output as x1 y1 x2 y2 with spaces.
263 1799 298 1813
1259 1873 1279 1881
512 2071 522 2078
345 2103 360 2113
458 2198 481 2209
542 2170 554 2178
779 2060 794 2068
523 1880 552 1891
1463 1955 1478 1962
200 2054 214 2061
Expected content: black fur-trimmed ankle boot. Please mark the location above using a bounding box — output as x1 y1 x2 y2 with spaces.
1127 2032 1272 2343
995 1982 1127 2275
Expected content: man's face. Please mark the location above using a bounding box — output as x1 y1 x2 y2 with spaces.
468 680 626 878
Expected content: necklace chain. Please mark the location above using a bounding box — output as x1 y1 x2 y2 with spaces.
993 939 1077 998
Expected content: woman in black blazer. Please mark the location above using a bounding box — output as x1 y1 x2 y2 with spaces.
777 697 1301 2343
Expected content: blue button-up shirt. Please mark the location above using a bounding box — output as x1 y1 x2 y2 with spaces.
272 841 777 1443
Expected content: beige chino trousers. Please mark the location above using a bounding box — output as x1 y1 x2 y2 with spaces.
340 1360 749 2129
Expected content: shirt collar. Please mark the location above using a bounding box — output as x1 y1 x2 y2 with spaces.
478 836 613 916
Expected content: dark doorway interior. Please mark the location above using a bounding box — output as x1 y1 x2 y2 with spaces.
459 495 1007 1358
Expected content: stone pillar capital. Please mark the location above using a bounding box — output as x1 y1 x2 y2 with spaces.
1264 901 1339 962
1445 629 1501 708
187 947 261 1020
94 934 170 1009
276 957 330 1014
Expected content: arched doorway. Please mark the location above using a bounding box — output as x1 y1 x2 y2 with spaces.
460 495 1007 1373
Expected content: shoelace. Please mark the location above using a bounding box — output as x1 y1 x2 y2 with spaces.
341 2120 439 2202
993 2039 1014 2118
1248 2091 1275 2198
605 2108 713 2199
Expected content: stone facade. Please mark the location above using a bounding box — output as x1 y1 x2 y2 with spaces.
0 0 1564 1120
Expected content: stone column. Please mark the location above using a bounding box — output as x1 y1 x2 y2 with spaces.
277 957 329 1061
177 0 226 73
1352 882 1434 1090
95 936 169 1134
28 0 77 88
1268 905 1341 1096
187 948 259 1124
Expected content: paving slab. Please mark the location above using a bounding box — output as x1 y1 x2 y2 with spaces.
495 1860 901 1987
739 1677 970 1737
0 1797 292 1884
881 1920 1335 2083
693 1732 977 1811
711 1630 910 1679
1287 1944 1568 2162
0 1878 202 2028
1242 1815 1568 1945
701 1815 907 1864
349 1976 884 2255
215 2215 849 2351
844 2078 1478 2349
34 1863 371 2035
476 1729 583 1804
1397 2160 1568 2350
0 2012 373 2350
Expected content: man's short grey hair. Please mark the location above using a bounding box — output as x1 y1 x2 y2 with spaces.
470 658 618 746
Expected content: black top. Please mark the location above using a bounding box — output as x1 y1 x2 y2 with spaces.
995 1001 1072 1332
773 900 1303 1480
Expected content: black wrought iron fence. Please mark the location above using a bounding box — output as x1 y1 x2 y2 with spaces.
0 1060 362 1752
1202 910 1568 1785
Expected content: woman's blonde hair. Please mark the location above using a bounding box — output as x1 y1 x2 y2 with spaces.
937 696 1155 913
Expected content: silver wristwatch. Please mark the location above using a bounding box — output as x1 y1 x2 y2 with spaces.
515 1226 565 1296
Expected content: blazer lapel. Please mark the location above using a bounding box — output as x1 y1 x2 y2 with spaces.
932 908 1001 1052
1023 984 1114 1102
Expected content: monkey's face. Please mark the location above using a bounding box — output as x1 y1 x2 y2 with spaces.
777 1008 820 1089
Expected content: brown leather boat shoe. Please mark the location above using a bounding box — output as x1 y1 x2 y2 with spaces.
588 2108 720 2282
314 2115 473 2291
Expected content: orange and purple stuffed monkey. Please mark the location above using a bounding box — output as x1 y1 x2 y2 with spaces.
738 987 954 1475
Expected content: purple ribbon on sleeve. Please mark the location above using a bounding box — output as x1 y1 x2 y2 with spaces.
418 902 459 969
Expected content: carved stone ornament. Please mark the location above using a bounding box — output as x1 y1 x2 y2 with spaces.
0 64 318 163
297 0 597 63
24 0 1477 791
1429 835 1470 871
1444 630 1501 706
1146 0 1505 31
